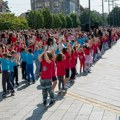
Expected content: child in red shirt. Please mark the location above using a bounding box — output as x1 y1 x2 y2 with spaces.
38 51 55 106
62 47 71 86
70 48 77 80
56 53 66 93
78 46 85 74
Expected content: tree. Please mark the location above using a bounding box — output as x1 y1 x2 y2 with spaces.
66 16 73 28
59 14 66 28
52 14 61 28
0 13 28 30
35 11 44 29
42 8 52 28
80 9 104 27
70 13 79 28
26 11 36 29
108 6 120 27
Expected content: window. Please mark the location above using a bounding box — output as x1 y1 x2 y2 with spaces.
37 3 43 8
54 1 59 7
31 0 34 3
45 2 50 7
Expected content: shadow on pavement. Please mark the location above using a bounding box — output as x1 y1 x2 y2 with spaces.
26 103 48 120
17 83 29 91
37 85 42 90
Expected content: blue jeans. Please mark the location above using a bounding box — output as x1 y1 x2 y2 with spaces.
35 60 40 79
26 64 35 82
40 79 54 101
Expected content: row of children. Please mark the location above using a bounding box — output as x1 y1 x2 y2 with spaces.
0 28 120 105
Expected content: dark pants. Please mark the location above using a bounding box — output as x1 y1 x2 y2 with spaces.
10 72 14 87
2 71 14 93
21 62 26 79
108 36 112 48
70 68 76 79
58 76 64 90
40 79 54 101
14 66 18 83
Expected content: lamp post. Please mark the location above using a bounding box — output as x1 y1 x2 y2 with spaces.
102 0 105 29
88 0 91 31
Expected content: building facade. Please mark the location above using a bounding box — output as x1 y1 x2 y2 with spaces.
0 0 9 13
31 0 80 15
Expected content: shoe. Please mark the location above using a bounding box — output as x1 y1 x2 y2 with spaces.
43 100 47 106
16 82 19 86
49 100 55 106
62 90 67 93
11 92 15 96
2 92 6 97
32 81 35 84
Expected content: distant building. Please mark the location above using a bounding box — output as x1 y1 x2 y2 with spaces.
0 0 9 13
31 0 83 15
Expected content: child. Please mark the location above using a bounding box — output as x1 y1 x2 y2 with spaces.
84 44 93 73
11 50 19 86
70 48 77 80
50 49 57 92
26 48 35 84
56 53 65 93
38 51 55 106
20 48 27 80
34 45 40 80
62 47 71 88
0 53 14 97
78 46 85 74
8 54 16 87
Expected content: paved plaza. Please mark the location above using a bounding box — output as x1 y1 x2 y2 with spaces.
0 41 120 120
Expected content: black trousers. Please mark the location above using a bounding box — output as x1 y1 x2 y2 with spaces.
2 71 14 93
58 76 64 90
14 66 18 82
21 62 26 79
70 68 76 79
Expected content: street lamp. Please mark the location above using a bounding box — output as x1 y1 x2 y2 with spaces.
102 0 105 29
88 0 91 31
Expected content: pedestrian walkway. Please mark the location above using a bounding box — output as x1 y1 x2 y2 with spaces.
0 41 120 120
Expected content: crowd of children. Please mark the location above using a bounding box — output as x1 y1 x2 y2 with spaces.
0 28 120 105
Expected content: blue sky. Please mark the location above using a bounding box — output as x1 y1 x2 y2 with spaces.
7 0 120 16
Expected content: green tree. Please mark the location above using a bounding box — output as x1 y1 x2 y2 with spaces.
66 16 73 28
80 9 104 27
108 6 120 27
70 13 79 28
35 11 44 29
0 13 28 30
52 14 61 28
42 8 52 28
59 14 67 28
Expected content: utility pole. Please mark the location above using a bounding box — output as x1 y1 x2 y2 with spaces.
102 0 104 29
112 0 115 27
108 0 110 26
88 0 91 31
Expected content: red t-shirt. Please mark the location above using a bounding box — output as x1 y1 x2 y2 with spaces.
64 52 71 69
41 59 52 79
56 61 65 76
78 52 85 62
0 54 2 58
36 37 41 42
11 37 17 44
14 45 21 52
70 53 76 68
84 48 90 55
92 44 97 54
51 60 56 77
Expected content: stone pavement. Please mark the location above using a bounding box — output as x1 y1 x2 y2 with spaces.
0 41 120 120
